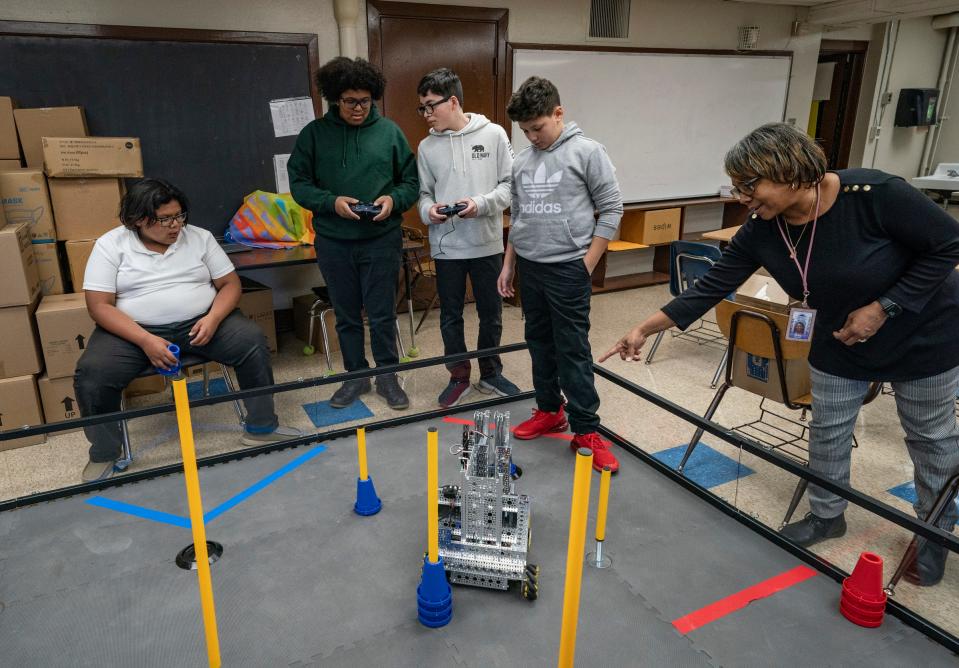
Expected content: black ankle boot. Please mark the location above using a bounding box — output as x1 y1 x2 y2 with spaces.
329 378 371 408
780 512 847 547
904 539 948 587
376 373 409 410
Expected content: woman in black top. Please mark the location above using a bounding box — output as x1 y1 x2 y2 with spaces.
601 123 959 586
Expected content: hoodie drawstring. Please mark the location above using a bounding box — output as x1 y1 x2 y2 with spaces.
341 126 348 168
448 133 469 174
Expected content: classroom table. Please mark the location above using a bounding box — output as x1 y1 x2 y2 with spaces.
701 225 742 243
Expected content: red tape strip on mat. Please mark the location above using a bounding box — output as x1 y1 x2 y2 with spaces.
672 565 818 635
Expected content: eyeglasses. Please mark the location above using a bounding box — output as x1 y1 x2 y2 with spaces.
730 176 761 199
152 212 188 228
416 96 452 117
340 97 372 110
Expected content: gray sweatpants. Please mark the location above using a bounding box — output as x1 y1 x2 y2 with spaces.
807 364 959 530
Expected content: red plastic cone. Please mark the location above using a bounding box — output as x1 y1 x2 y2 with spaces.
840 551 887 628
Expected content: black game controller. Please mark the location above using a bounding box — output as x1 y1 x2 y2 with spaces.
437 202 468 217
349 202 383 219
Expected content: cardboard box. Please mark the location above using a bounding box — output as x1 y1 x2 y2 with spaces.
730 349 811 404
32 241 65 296
0 97 19 160
0 159 23 171
619 208 681 246
13 106 88 169
65 239 96 291
48 178 123 240
0 375 46 450
734 273 794 315
0 223 41 307
0 296 42 379
42 137 143 178
37 374 81 427
124 374 167 398
0 169 56 241
238 277 277 354
293 293 339 353
35 292 96 379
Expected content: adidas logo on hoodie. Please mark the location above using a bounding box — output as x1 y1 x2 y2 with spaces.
520 163 564 213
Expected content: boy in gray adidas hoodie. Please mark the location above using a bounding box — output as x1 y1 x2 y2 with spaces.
417 68 521 408
498 76 624 473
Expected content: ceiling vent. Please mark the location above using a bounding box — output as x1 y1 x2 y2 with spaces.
589 0 631 40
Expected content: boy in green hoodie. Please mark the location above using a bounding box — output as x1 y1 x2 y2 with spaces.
289 57 419 410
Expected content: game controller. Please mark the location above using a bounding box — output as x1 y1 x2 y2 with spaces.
349 202 383 219
437 203 468 217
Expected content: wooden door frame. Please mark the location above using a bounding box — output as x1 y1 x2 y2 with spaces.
817 39 868 169
366 1 510 129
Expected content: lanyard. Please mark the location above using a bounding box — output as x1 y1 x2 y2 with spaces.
776 184 820 308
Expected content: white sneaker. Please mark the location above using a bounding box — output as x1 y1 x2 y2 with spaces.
240 425 303 446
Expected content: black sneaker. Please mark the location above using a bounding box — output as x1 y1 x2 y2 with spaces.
904 539 949 587
329 378 371 408
780 512 847 547
476 373 521 397
438 379 472 408
376 374 409 410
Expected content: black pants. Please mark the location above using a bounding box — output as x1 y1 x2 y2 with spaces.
517 255 600 434
74 309 278 462
435 253 504 381
315 228 402 371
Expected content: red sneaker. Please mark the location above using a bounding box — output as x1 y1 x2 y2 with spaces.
571 432 619 473
513 404 569 440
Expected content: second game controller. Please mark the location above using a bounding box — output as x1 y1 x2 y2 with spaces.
437 202 468 217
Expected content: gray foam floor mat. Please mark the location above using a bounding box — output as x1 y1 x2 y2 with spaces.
0 400 955 666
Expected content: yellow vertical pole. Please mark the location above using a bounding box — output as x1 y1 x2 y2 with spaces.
595 467 612 542
427 427 439 563
172 378 221 668
558 448 594 668
357 427 369 481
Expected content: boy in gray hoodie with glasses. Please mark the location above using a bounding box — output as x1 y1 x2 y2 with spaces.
417 68 521 408
498 76 623 473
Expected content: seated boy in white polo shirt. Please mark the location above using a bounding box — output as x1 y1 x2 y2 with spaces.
74 178 300 482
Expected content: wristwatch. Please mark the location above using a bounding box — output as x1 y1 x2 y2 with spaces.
878 296 903 318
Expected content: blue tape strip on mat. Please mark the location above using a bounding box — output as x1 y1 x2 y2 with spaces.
303 399 373 428
653 443 755 488
86 444 326 526
888 481 959 511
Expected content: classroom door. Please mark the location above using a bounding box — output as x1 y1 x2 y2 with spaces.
812 41 867 169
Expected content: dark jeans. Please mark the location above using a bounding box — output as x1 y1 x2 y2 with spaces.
435 253 504 381
315 228 402 371
517 255 600 434
74 309 278 462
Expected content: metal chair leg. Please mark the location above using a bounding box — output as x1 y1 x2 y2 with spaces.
677 383 729 474
396 319 408 360
781 478 809 529
710 349 727 389
318 307 335 375
217 363 246 427
644 331 665 365
415 291 439 335
116 395 133 471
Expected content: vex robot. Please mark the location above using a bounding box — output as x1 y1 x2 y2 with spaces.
438 410 538 600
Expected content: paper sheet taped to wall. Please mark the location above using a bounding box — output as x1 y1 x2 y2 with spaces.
269 97 315 137
274 154 291 194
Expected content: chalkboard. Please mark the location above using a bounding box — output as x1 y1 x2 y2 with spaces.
0 21 319 235
509 45 791 204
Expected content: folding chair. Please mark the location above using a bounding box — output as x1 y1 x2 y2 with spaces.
644 240 728 388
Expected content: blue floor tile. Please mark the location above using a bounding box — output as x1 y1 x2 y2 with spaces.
187 378 229 400
653 443 754 489
888 481 959 511
303 399 373 428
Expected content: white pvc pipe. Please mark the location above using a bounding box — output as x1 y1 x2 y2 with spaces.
334 0 361 59
921 27 958 176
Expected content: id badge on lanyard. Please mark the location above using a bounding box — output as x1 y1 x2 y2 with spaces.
778 185 820 343
786 307 816 342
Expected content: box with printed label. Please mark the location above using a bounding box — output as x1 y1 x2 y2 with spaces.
32 242 66 295
238 277 277 354
730 349 811 404
0 169 57 241
35 292 96 379
37 373 83 430
0 295 42 379
734 273 794 315
0 97 19 160
13 106 88 169
48 178 123 240
65 239 96 291
0 375 46 450
619 208 681 246
42 137 143 178
0 223 41 307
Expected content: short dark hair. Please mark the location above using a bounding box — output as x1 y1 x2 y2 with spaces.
725 123 827 189
316 57 386 104
119 178 189 229
507 76 561 122
417 68 464 105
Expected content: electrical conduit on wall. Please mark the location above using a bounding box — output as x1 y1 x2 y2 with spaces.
334 0 361 59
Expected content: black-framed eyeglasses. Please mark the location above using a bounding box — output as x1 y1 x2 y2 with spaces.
340 97 372 110
730 176 761 199
152 212 188 228
416 96 452 117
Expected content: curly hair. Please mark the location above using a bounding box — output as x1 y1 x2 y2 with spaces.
506 76 561 122
725 122 827 189
316 57 386 104
119 178 189 230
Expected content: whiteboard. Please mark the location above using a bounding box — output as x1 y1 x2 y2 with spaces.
511 49 791 203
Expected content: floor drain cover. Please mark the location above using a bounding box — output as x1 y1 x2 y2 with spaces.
175 541 224 570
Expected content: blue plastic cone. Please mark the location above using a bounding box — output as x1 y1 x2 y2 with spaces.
417 556 453 628
354 476 382 516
